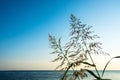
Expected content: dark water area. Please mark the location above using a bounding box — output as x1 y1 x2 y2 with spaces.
0 70 62 80
0 70 120 80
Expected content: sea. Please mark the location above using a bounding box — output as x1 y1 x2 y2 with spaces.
0 70 119 80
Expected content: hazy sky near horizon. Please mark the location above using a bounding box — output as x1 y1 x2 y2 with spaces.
0 0 120 70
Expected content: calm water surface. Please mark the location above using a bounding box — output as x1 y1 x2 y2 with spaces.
0 70 119 80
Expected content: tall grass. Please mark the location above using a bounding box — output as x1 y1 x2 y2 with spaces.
48 14 120 80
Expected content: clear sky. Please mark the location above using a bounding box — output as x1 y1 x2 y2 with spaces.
0 0 120 70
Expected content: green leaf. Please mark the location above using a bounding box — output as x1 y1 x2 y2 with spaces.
82 62 95 67
85 69 101 79
102 56 120 77
60 63 73 80
114 56 120 58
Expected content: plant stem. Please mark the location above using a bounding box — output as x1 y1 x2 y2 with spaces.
59 44 81 80
88 53 101 78
61 63 73 80
82 39 101 78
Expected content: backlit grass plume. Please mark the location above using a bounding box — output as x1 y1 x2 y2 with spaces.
48 14 118 80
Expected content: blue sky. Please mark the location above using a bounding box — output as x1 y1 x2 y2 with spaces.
0 0 120 70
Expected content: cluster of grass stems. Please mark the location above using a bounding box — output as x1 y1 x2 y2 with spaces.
49 14 120 80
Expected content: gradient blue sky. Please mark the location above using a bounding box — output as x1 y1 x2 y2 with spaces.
0 0 120 70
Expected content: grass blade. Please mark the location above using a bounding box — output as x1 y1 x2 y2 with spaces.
82 62 95 67
85 69 101 79
102 56 120 77
60 63 73 80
